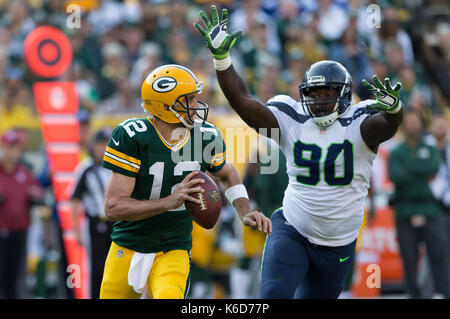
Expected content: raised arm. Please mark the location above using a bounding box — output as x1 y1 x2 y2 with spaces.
360 75 404 153
194 5 279 134
216 66 279 132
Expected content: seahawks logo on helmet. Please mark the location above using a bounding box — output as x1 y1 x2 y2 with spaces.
152 76 177 93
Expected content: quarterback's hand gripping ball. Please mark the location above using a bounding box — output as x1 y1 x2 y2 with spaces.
185 171 222 229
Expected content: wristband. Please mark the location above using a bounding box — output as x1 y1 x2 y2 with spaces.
225 184 248 204
213 55 232 71
386 101 402 114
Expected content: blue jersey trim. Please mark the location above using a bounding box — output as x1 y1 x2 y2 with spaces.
267 101 310 124
337 107 376 127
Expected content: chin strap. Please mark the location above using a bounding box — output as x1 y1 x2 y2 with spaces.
306 97 341 129
169 106 194 129
313 111 339 129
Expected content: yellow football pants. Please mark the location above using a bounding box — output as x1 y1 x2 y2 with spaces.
243 225 266 258
100 242 190 299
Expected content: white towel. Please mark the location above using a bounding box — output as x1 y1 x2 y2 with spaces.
128 252 155 294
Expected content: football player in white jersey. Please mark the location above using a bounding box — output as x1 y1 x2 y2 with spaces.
195 6 404 298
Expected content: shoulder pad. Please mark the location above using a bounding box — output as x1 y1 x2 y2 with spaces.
267 94 298 107
117 117 150 138
354 99 377 109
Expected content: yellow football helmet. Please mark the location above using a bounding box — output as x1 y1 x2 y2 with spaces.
141 64 208 128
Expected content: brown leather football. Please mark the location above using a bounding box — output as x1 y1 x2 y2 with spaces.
185 171 221 229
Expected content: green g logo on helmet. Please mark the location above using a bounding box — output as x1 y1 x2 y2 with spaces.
152 76 177 93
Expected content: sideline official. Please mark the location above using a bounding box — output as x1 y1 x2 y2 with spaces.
70 128 113 299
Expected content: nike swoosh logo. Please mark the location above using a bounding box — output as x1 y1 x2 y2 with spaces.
339 256 350 263
111 137 119 146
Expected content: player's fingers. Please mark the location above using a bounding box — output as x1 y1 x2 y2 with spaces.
193 22 207 36
186 178 205 188
261 214 272 235
242 214 256 227
227 31 244 48
187 177 205 185
184 194 202 204
221 8 228 22
187 187 204 194
200 11 212 30
252 212 263 231
182 170 200 182
211 5 219 26
362 79 376 91
231 30 244 39
247 219 257 227
373 75 384 90
384 78 392 91
267 217 272 235
178 172 201 189
393 82 402 91
257 212 270 233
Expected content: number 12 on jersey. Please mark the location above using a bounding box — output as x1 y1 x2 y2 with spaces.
148 161 201 211
293 139 354 186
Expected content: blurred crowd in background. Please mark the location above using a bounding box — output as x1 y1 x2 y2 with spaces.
0 0 449 299
0 0 449 123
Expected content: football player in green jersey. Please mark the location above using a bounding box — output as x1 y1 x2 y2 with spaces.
99 64 272 299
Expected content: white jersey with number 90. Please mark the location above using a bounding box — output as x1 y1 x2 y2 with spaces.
267 95 377 247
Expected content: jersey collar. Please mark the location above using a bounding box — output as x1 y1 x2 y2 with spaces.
147 116 190 151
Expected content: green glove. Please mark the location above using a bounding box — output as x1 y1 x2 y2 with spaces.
362 75 402 113
193 5 243 60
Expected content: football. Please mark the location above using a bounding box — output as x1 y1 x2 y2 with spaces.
185 171 222 229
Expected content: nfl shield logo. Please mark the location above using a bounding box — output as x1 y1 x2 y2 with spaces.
117 249 124 258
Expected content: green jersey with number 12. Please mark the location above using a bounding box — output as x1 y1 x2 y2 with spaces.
102 117 226 253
